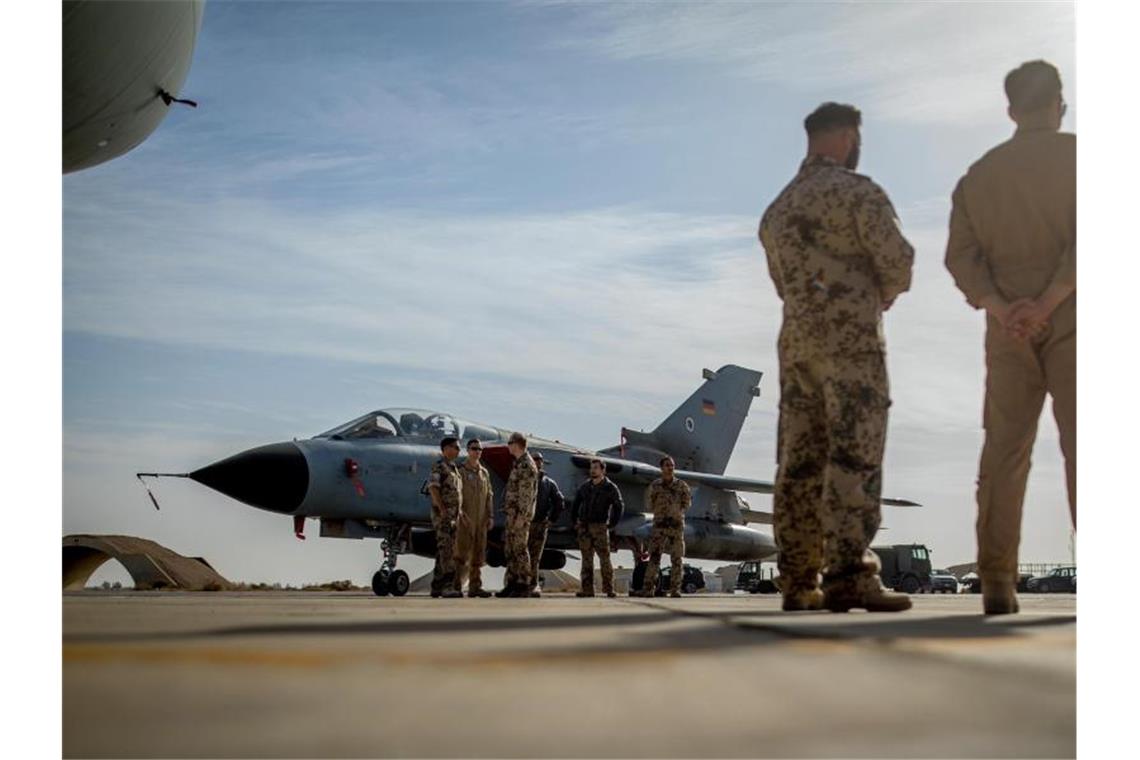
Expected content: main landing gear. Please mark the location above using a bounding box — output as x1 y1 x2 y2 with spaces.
371 527 411 597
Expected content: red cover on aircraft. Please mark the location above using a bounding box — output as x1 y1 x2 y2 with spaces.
480 445 514 481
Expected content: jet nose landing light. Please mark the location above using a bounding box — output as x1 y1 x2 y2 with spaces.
190 442 309 514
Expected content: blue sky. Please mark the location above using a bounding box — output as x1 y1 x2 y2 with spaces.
61 0 1077 586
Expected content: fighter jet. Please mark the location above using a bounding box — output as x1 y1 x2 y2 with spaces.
63 0 205 173
140 365 919 596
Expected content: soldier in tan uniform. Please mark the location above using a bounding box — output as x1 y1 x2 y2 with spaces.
496 431 539 598
945 60 1075 615
634 456 691 598
454 439 494 598
426 436 464 599
759 102 914 613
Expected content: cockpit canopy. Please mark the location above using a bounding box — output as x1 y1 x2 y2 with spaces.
317 408 505 444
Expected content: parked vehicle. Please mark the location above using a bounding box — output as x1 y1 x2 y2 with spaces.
631 562 706 595
962 571 1037 593
871 544 932 594
1026 566 1076 593
735 561 780 594
930 569 959 594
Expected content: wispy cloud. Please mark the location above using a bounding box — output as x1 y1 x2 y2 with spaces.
546 2 1075 125
65 180 1013 439
65 190 775 400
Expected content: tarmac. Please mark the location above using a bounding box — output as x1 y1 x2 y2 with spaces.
63 591 1075 758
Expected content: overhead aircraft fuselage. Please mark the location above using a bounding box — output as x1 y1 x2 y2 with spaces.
63 0 205 173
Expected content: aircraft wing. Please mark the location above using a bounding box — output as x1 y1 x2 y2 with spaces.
569 454 660 484
570 454 921 507
739 507 773 525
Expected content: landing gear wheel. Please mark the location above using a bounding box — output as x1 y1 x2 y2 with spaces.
371 570 391 596
389 569 410 597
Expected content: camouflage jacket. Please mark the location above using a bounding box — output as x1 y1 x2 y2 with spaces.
504 452 538 519
646 477 691 530
428 457 463 523
759 154 914 361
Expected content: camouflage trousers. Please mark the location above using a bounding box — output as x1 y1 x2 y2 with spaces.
977 302 1075 583
773 352 889 596
430 520 458 594
502 508 533 589
454 513 489 593
642 525 685 593
577 523 614 595
526 519 550 591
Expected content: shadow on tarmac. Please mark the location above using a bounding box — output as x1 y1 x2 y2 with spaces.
64 599 1074 656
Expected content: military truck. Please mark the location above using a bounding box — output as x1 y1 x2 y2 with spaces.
735 561 780 594
870 544 932 594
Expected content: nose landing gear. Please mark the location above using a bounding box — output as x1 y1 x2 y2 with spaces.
371 527 411 597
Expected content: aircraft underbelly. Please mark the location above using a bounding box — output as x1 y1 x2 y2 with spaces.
63 0 205 173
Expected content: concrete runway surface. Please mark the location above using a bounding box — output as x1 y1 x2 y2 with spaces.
63 592 1075 758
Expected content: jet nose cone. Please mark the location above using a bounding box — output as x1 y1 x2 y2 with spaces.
190 442 309 514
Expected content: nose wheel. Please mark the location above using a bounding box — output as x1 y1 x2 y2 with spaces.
371 568 409 596
372 530 411 597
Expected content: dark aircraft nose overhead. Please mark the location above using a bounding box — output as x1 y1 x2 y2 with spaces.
190 442 309 514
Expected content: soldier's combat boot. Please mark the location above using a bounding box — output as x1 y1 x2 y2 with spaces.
575 590 595 597
527 586 542 598
981 578 1020 615
605 590 617 598
468 588 492 598
669 590 682 599
440 588 463 599
781 587 824 611
495 586 517 598
823 579 911 613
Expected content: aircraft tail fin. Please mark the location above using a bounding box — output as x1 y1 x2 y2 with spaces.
602 365 763 475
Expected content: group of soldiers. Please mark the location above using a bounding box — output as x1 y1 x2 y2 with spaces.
428 59 1074 616
426 431 691 599
759 59 1074 615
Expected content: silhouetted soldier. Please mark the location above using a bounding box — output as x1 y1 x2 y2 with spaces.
945 60 1075 615
759 102 915 613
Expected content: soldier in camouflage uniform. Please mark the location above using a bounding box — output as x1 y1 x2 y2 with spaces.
945 61 1075 615
427 437 464 599
496 431 538 598
454 439 494 598
758 102 915 613
571 458 624 598
526 451 565 597
634 456 691 598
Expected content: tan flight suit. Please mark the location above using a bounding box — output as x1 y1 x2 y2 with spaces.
454 459 493 593
759 154 914 597
945 127 1076 584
